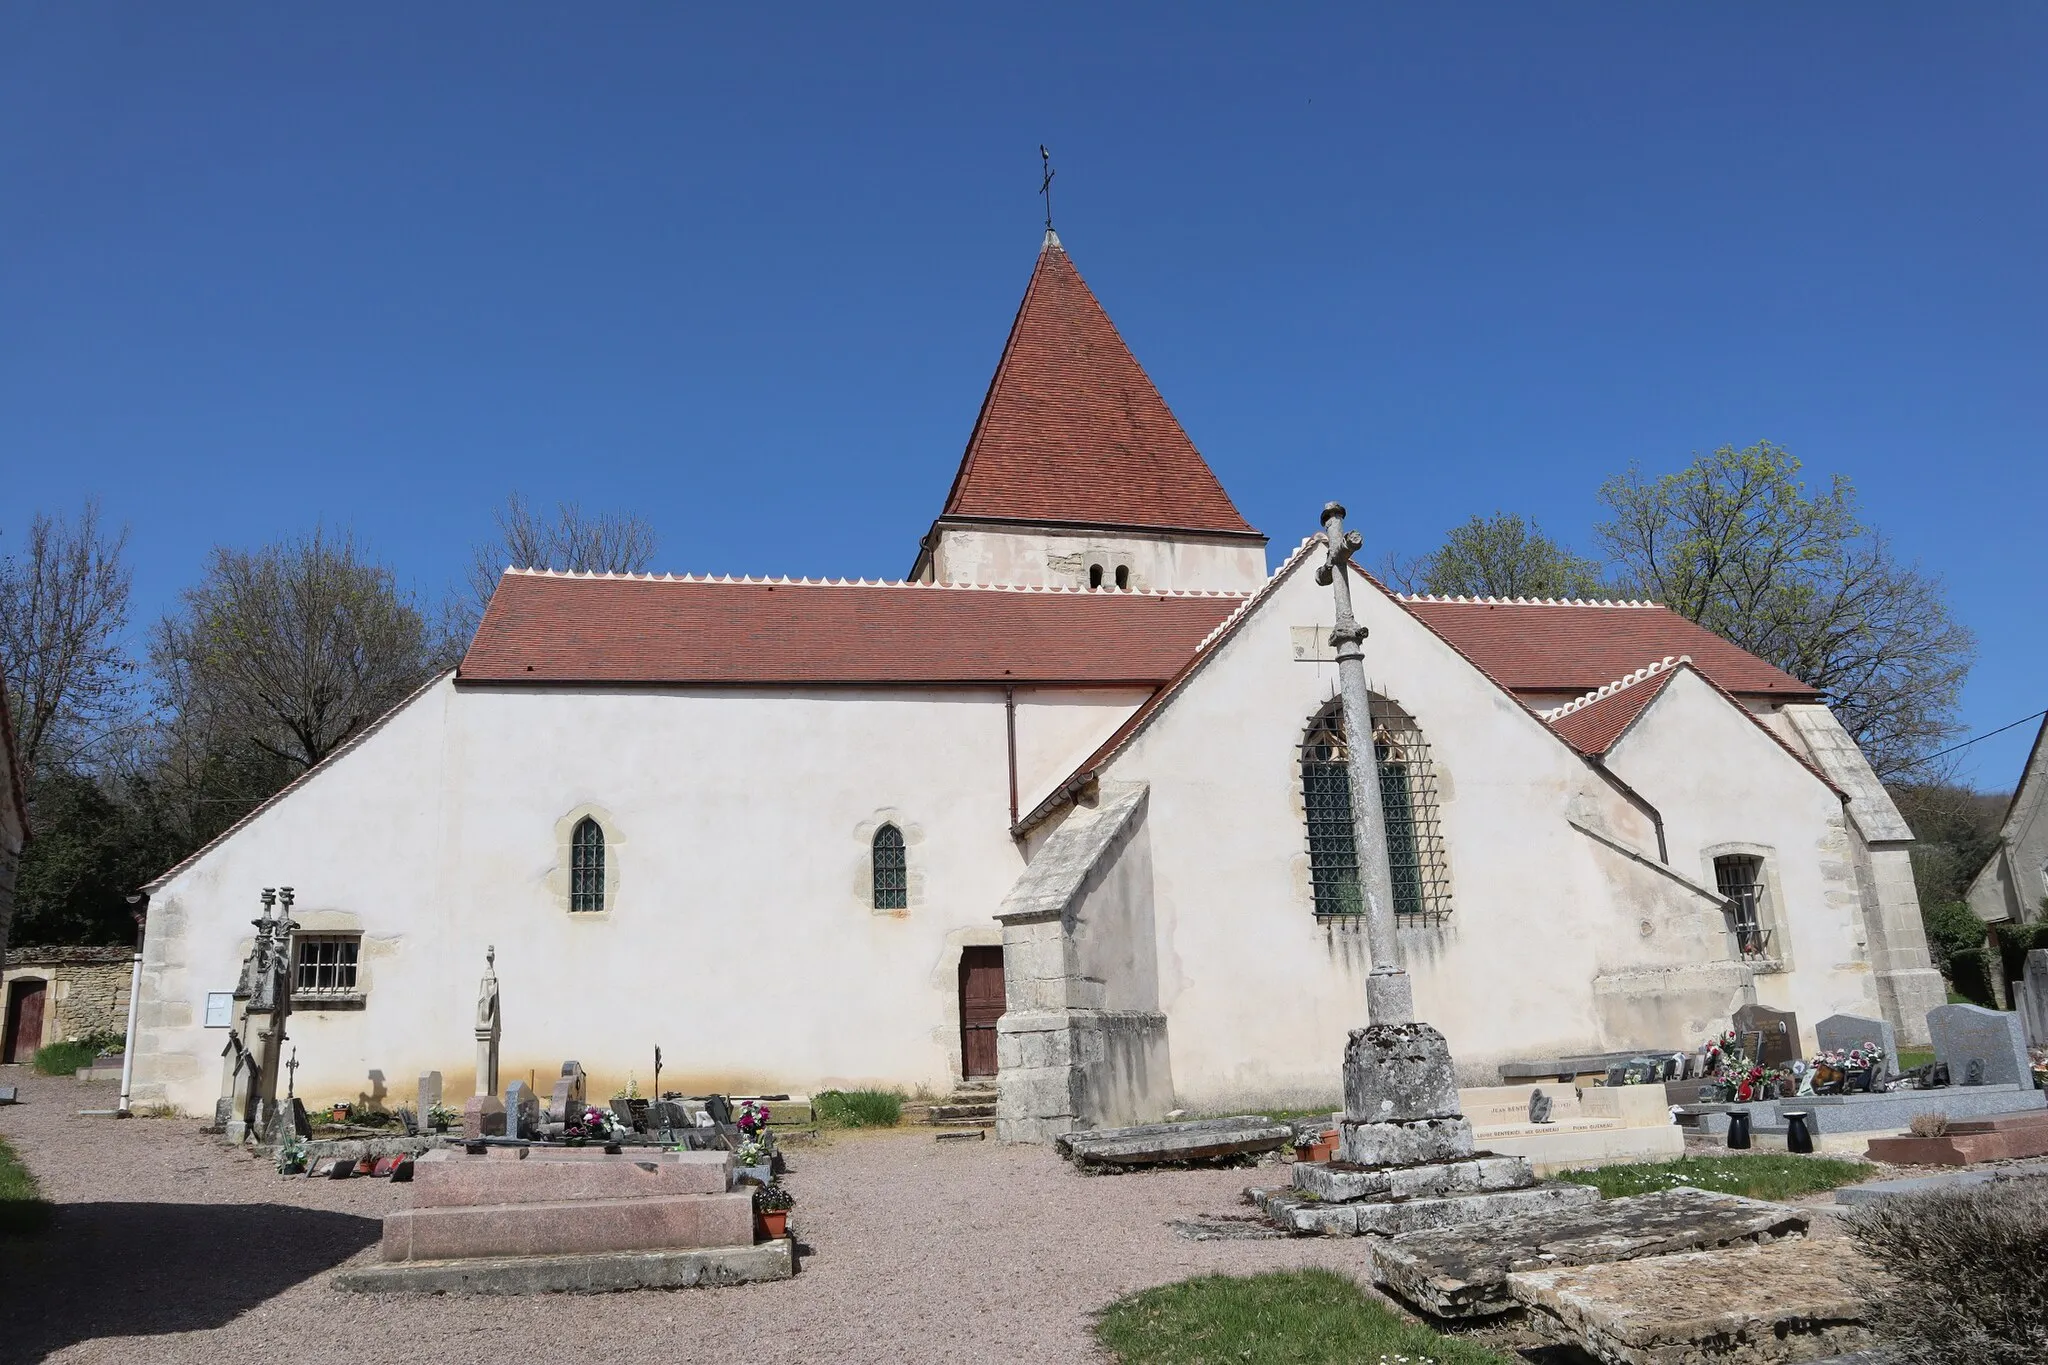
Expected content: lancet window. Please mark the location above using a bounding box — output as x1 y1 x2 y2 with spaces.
873 824 908 910
1299 696 1451 921
570 817 606 912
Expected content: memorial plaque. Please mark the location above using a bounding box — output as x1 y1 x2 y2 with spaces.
1732 1004 1801 1067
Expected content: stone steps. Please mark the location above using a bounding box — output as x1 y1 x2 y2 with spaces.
927 1102 996 1123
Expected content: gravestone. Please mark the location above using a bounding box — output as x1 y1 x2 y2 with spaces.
2019 950 2048 1050
505 1080 541 1139
463 1093 505 1139
1927 1003 2031 1088
1732 1004 1801 1068
1815 1013 1899 1076
417 1070 442 1121
549 1060 587 1120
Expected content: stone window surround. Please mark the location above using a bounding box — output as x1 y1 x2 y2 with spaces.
1291 689 1455 924
853 809 926 916
288 909 370 1010
1702 841 1793 974
550 804 625 920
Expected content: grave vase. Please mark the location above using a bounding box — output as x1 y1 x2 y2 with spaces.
1726 1110 1753 1150
1784 1111 1814 1155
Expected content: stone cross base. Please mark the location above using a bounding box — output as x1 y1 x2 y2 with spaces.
463 1095 506 1140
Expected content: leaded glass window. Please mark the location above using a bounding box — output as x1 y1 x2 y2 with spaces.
570 817 606 912
873 824 908 910
1300 698 1452 921
294 935 359 994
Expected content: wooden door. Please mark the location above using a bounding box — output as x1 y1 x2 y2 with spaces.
958 947 1005 1079
4 980 47 1064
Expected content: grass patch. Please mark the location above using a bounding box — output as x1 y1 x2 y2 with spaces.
1097 1269 1509 1365
813 1089 904 1128
1557 1154 1871 1201
30 1040 99 1076
0 1137 53 1236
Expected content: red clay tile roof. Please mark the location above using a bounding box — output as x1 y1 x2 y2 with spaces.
1397 598 1818 701
460 571 1246 687
936 235 1259 537
1544 663 1683 756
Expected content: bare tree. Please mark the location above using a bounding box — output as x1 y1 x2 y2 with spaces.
1597 443 1974 779
153 529 440 772
0 501 135 778
456 493 659 636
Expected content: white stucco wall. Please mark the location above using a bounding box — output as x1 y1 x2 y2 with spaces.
134 679 1143 1115
1603 671 1883 1049
926 524 1268 593
1085 564 1758 1109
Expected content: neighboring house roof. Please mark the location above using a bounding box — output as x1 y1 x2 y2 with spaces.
1543 658 1687 756
1396 596 1819 701
459 571 1247 687
933 233 1260 538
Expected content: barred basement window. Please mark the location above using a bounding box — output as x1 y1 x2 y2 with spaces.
872 824 908 910
1299 696 1452 921
294 935 360 995
570 816 606 912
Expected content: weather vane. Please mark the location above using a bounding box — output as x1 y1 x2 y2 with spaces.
1039 145 1056 233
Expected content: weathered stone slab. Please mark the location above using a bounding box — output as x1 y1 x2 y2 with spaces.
1814 1013 1898 1077
1055 1116 1291 1167
380 1191 754 1262
1928 1002 2032 1088
1344 1023 1461 1123
1291 1154 1531 1204
1369 1187 1810 1318
1253 1180 1599 1237
335 1240 792 1294
1508 1237 1878 1364
1337 1116 1474 1167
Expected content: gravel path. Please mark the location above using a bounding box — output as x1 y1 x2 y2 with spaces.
0 1070 1386 1364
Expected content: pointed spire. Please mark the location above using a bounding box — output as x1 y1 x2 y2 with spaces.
935 238 1258 536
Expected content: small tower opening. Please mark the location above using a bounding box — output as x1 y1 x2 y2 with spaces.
1114 565 1130 589
1088 564 1104 589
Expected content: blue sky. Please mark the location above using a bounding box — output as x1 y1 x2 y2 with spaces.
4 6 2042 788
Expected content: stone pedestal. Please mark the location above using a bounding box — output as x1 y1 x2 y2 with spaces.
463 1095 505 1140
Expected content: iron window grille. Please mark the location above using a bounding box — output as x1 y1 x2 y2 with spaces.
570 817 606 912
1714 855 1773 960
872 824 908 910
294 935 360 995
1301 698 1452 922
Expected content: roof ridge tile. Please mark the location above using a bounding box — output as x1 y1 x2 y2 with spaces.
1544 655 1692 719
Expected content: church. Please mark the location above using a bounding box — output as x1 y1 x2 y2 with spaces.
128 232 1944 1139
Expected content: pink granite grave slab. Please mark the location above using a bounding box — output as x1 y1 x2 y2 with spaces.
410 1152 731 1206
380 1192 754 1263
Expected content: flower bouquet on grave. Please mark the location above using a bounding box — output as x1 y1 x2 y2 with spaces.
734 1136 773 1185
276 1133 309 1176
753 1180 795 1239
426 1102 460 1133
1813 1043 1883 1095
736 1099 771 1136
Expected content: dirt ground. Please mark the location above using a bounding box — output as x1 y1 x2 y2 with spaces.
0 1070 1400 1364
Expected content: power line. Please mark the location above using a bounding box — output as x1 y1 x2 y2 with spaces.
1919 709 2048 764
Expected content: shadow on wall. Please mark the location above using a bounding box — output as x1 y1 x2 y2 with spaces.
0 1201 380 1360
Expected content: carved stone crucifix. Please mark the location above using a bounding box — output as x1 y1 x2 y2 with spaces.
1316 501 1414 1027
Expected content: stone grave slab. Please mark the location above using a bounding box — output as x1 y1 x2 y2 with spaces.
334 1240 793 1295
417 1071 442 1122
1863 1108 2048 1165
1929 1002 2032 1088
1252 1180 1598 1237
1368 1187 1810 1318
1508 1237 1879 1364
1292 1153 1532 1204
1733 1003 1802 1067
1814 1012 1898 1077
1055 1116 1291 1168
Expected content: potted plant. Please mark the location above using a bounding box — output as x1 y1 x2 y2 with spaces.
734 1136 773 1185
275 1134 309 1176
754 1181 794 1240
329 1102 352 1125
1293 1126 1337 1163
426 1102 460 1134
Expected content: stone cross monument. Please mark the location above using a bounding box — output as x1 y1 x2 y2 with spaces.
1316 501 1414 1026
251 886 299 1143
475 945 501 1097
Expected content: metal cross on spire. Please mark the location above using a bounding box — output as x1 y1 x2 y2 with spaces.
1038 145 1056 234
1317 501 1415 1026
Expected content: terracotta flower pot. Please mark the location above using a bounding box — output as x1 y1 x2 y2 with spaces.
757 1209 790 1240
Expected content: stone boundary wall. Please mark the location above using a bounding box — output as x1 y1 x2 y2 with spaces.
2 944 135 1045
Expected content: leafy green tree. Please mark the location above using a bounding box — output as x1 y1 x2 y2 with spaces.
1383 512 1607 599
1597 443 1974 779
9 768 177 945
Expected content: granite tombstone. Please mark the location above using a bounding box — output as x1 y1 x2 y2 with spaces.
505 1080 541 1139
1815 1013 1898 1076
1732 1004 1801 1068
1927 1003 2031 1088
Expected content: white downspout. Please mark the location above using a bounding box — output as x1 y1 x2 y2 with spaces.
117 903 146 1117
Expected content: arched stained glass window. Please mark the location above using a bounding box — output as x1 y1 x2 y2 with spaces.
1299 697 1451 921
570 817 606 912
873 824 908 910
